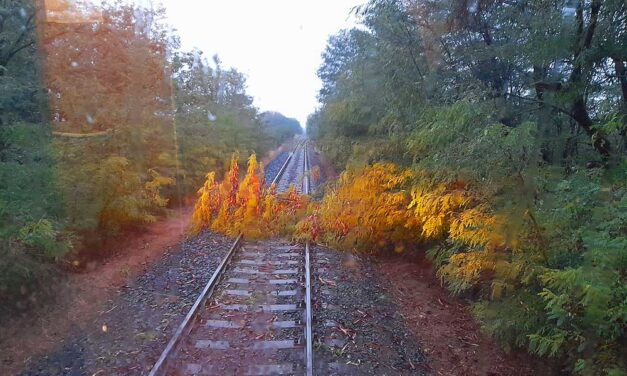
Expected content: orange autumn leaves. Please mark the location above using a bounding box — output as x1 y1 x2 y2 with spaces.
295 163 418 251
191 153 308 238
295 163 504 247
296 163 511 296
192 158 506 292
294 163 508 293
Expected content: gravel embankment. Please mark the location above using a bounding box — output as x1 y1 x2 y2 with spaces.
264 151 290 185
19 231 234 376
311 245 427 375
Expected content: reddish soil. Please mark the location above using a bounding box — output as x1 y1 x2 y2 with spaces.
377 255 546 376
0 207 192 375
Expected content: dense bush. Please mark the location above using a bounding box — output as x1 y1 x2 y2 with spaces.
295 163 418 251
0 123 68 304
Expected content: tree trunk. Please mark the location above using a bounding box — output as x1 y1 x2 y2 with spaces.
571 96 611 158
614 59 627 151
614 58 627 112
567 0 611 159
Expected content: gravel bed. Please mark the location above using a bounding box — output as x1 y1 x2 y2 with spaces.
172 240 308 374
276 146 305 193
311 245 427 375
19 231 234 376
264 151 290 185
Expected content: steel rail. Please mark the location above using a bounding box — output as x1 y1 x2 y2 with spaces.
307 143 312 194
303 141 311 195
304 241 313 376
149 140 312 375
270 140 304 187
270 148 294 187
148 234 243 376
302 140 314 376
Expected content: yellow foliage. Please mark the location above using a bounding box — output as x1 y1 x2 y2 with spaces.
195 157 513 294
409 181 506 247
145 169 175 208
233 154 265 236
295 163 419 251
191 171 218 233
295 162 513 295
409 181 509 291
191 153 308 238
408 182 472 239
449 207 505 249
449 252 494 281
210 154 240 234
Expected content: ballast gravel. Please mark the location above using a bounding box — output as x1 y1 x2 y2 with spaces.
311 244 427 375
19 231 233 376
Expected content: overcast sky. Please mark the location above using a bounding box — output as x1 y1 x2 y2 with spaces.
154 0 363 128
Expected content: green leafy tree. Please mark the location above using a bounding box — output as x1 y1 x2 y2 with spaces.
260 111 302 144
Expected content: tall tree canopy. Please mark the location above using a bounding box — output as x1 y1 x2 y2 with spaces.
260 111 303 143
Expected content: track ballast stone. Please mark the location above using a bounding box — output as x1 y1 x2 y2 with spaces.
311 245 427 375
264 151 290 185
19 231 233 376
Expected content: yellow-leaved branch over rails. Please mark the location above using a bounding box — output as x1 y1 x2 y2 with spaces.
294 163 504 272
191 153 309 238
295 163 520 302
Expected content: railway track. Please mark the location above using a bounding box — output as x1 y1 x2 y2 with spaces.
149 141 313 376
272 141 310 194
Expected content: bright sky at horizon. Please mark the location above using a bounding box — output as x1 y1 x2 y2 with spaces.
156 0 364 128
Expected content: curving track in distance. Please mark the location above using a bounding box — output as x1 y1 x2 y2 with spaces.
149 141 313 376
